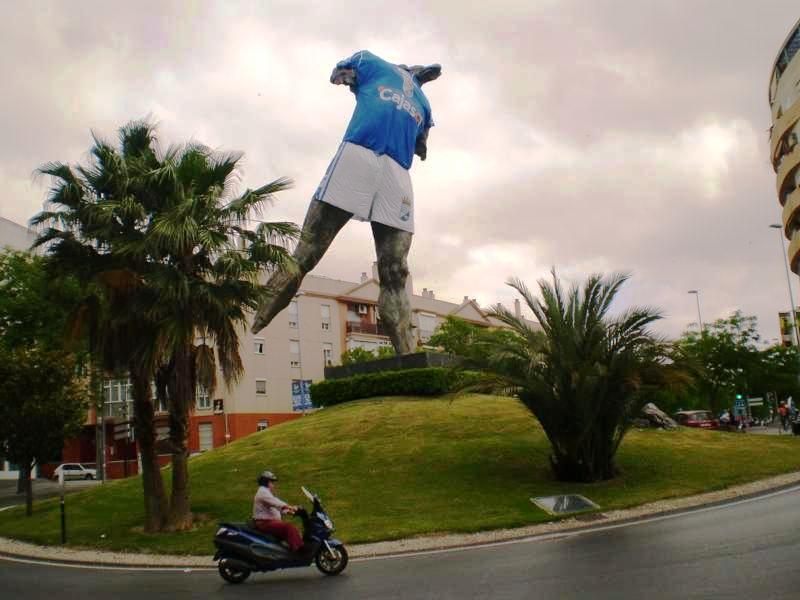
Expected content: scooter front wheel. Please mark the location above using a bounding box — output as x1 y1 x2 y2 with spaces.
218 561 251 584
315 544 348 576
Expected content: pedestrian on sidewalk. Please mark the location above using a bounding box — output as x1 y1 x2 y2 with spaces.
778 401 789 433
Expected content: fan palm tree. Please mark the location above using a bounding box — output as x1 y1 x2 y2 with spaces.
134 142 299 530
32 122 170 531
479 270 672 483
34 122 300 531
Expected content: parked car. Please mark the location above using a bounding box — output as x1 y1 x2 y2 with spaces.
53 463 97 480
673 410 719 430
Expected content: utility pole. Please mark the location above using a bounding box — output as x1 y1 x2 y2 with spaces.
770 224 800 348
688 290 704 333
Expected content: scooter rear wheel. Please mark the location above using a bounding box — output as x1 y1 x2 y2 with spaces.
315 545 348 576
218 561 251 584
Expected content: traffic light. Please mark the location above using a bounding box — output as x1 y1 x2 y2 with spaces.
735 394 743 400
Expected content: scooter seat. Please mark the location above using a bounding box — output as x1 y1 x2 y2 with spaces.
241 526 291 548
219 521 292 549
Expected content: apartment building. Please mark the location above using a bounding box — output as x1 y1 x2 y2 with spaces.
74 265 529 476
186 265 518 451
0 215 37 253
770 18 800 271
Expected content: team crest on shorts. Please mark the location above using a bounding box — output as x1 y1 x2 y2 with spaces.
399 196 412 222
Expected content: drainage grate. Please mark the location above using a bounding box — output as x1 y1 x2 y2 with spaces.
531 494 599 515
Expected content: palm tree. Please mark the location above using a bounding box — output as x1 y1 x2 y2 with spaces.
136 143 299 530
33 122 300 532
32 122 170 531
479 270 671 483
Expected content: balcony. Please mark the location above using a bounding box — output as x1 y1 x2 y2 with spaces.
346 321 389 336
790 229 800 274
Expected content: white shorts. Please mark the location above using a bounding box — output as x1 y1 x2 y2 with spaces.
314 142 414 233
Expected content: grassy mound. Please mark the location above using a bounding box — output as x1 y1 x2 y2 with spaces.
2 394 800 555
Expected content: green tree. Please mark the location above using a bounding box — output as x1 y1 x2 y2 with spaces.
0 347 86 515
376 345 396 359
429 315 526 365
0 250 82 351
133 141 299 531
341 347 381 365
33 123 172 530
677 311 761 414
427 316 479 357
476 271 673 482
0 250 84 494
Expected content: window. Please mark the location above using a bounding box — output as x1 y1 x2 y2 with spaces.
321 304 331 330
358 303 369 315
103 378 133 420
198 423 213 452
255 379 267 395
149 381 166 412
290 340 301 368
257 420 269 432
418 313 438 342
323 342 333 366
196 386 211 410
288 300 299 329
254 338 265 354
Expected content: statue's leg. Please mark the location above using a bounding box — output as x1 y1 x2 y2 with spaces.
252 200 351 333
372 222 415 354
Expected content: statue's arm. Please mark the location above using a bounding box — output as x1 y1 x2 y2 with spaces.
330 50 368 92
330 67 357 88
415 127 430 161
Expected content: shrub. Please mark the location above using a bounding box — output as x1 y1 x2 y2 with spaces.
340 346 396 365
310 368 479 407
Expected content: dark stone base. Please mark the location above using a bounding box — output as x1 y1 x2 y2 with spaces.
324 351 456 380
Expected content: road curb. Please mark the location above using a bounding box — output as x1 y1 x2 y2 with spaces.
3 470 800 569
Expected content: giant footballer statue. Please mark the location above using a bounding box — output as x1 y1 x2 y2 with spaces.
252 50 441 354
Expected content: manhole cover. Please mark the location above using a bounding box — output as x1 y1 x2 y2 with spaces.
530 494 599 515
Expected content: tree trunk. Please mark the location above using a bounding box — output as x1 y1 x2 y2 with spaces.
22 462 33 516
550 433 618 483
91 361 105 482
131 369 167 532
164 345 194 531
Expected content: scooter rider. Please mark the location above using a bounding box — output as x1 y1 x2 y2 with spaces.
252 470 304 552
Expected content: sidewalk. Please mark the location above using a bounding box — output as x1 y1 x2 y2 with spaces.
0 479 99 509
748 421 797 436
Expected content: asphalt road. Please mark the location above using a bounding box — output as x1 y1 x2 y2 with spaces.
3 485 800 599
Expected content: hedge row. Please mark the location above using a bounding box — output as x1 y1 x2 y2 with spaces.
310 367 479 407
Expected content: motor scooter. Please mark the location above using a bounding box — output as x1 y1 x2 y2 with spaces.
213 486 348 583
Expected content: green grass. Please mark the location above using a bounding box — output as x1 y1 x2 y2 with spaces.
2 394 800 555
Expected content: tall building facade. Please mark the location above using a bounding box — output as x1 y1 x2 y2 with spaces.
770 19 800 271
778 308 800 346
0 215 37 253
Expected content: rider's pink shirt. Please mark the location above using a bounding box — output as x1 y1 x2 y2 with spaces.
252 486 287 521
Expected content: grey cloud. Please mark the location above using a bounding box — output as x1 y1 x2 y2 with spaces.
1 0 798 342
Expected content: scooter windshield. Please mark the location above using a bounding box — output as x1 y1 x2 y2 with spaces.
301 486 318 503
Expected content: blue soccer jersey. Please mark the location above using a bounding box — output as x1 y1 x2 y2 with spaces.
333 50 433 170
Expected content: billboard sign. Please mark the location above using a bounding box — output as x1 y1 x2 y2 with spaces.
292 379 313 411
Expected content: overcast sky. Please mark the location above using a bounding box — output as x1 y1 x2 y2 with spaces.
1 1 798 341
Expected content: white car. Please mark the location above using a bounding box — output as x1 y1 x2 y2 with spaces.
53 463 97 481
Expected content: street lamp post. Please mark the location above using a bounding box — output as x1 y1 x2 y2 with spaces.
687 290 704 333
769 224 800 348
